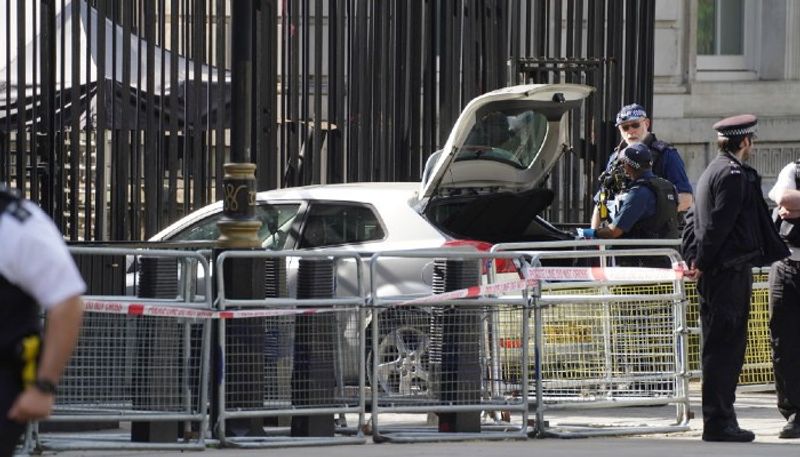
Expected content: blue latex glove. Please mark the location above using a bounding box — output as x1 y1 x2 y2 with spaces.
576 227 596 239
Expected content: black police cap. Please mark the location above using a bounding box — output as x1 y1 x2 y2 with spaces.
713 114 758 139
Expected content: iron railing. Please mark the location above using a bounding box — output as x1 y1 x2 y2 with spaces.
1 0 655 240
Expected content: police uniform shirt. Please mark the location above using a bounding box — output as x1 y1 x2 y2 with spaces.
610 170 657 233
0 199 86 309
769 161 800 260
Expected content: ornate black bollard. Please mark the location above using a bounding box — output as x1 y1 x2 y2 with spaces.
291 258 336 437
430 258 482 433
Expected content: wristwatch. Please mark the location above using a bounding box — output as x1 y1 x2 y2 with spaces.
33 378 57 395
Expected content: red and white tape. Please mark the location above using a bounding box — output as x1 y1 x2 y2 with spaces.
521 264 685 282
83 264 686 315
83 300 340 320
400 277 542 305
398 263 685 305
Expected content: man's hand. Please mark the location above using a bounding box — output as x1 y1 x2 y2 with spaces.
683 261 702 280
7 387 54 423
576 228 596 239
778 206 800 220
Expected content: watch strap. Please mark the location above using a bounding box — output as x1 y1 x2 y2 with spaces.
33 378 57 395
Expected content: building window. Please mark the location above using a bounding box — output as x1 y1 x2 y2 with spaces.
696 0 757 75
697 0 743 55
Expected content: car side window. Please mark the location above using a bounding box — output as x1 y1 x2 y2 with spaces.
169 212 225 241
299 204 385 248
170 204 301 250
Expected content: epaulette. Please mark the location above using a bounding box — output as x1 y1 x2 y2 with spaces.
650 140 672 153
728 160 742 175
0 189 30 222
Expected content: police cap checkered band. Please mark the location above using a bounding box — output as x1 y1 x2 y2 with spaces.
619 143 652 170
615 103 648 126
713 114 758 138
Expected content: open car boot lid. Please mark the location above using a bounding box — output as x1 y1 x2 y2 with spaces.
418 84 594 212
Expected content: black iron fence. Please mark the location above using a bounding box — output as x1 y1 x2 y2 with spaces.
0 0 654 240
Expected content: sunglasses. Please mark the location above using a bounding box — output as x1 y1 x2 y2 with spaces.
620 122 642 131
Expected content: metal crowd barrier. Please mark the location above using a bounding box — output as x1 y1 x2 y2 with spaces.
533 249 689 436
32 247 213 452
368 249 536 443
491 239 776 388
17 241 777 452
518 248 691 438
213 250 367 448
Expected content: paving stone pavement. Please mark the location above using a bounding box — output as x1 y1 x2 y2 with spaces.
18 392 799 457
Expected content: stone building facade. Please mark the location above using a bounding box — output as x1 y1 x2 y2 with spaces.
652 0 800 192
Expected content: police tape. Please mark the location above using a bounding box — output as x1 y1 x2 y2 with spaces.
399 277 542 305
397 263 686 305
82 300 344 319
83 264 686 314
521 264 686 282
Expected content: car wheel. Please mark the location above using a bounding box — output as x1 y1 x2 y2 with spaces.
367 310 431 397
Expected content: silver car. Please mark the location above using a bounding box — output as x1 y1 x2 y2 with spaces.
146 83 595 393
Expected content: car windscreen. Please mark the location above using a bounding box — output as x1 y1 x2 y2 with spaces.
455 109 548 169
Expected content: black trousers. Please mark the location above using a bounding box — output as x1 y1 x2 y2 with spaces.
769 259 800 421
0 366 24 457
697 266 752 430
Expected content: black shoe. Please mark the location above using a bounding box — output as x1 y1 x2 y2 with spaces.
702 425 755 442
779 419 800 439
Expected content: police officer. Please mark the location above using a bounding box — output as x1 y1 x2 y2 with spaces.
592 104 693 228
682 114 789 442
579 143 679 267
0 187 85 456
767 160 800 439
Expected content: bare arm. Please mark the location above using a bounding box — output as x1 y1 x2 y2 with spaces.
677 192 693 213
590 206 601 229
779 206 800 220
595 224 624 239
8 295 84 422
38 295 84 383
777 188 800 212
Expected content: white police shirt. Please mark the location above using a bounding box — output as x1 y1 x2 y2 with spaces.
768 161 800 260
0 199 86 310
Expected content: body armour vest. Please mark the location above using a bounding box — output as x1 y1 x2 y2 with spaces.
775 161 800 248
0 190 41 355
623 176 679 240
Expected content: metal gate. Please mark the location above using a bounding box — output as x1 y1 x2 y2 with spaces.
2 0 655 240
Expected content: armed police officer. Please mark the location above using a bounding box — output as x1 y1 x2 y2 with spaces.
578 143 679 267
766 159 800 439
682 115 788 443
592 104 692 229
0 187 85 456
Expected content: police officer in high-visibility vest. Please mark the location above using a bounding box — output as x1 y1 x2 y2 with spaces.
0 187 85 456
682 114 789 443
767 159 800 439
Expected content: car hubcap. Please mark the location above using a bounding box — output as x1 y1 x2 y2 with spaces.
374 326 430 396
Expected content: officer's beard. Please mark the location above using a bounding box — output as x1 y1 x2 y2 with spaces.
740 145 752 162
